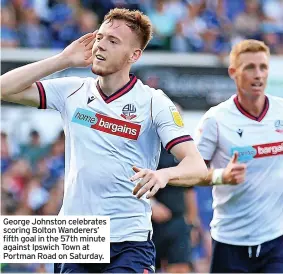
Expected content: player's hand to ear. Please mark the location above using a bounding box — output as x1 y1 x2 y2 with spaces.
222 152 246 185
131 167 170 199
60 31 97 68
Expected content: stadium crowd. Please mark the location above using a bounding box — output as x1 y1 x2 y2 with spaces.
1 129 65 272
1 0 283 55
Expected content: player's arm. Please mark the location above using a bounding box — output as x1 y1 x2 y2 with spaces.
1 54 67 107
0 33 95 107
166 111 225 187
131 93 208 197
166 112 246 187
132 143 244 199
131 95 246 198
165 141 244 187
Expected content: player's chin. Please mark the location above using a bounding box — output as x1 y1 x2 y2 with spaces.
249 88 265 97
91 65 108 77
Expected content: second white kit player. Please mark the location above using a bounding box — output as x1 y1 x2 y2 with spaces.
196 40 283 273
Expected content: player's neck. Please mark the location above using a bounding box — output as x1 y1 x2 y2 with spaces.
98 72 131 97
237 93 266 118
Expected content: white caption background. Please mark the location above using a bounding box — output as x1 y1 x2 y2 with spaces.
0 216 110 263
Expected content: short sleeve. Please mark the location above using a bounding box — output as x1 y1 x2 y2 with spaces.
36 77 85 113
194 110 218 161
152 91 193 152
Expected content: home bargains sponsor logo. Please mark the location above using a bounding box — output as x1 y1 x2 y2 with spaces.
255 142 283 158
231 141 283 162
72 108 141 140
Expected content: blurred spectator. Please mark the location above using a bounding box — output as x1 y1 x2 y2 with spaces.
223 0 245 21
81 0 115 22
1 132 12 173
41 139 65 191
1 7 20 47
164 0 187 21
32 0 53 26
1 130 20 165
77 9 99 36
50 0 81 48
148 0 178 50
2 159 32 210
261 30 283 55
19 8 51 48
171 22 190 52
179 2 207 52
202 27 230 57
261 0 283 54
20 130 49 170
195 0 231 56
262 0 283 27
234 0 262 40
9 0 32 22
138 0 154 14
40 178 64 215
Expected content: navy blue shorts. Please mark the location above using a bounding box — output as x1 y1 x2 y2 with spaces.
210 234 283 273
153 216 192 268
54 239 156 273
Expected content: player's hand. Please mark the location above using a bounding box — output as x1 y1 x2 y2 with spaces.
60 31 97 68
151 202 172 223
222 152 246 185
131 166 169 199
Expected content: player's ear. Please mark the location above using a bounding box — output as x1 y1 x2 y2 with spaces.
129 49 142 64
228 66 236 80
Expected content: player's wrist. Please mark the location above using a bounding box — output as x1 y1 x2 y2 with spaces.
56 53 73 69
210 168 225 185
201 169 213 185
163 166 178 183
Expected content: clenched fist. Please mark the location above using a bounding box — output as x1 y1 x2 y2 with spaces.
222 152 246 185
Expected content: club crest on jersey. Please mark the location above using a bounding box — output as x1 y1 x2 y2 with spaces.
169 106 184 127
275 120 283 134
71 108 141 140
121 104 137 120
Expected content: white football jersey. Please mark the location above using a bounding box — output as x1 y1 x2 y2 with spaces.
36 74 192 242
195 94 283 246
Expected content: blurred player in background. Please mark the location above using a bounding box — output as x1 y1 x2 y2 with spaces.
191 186 213 273
196 39 283 273
151 103 196 273
1 7 246 274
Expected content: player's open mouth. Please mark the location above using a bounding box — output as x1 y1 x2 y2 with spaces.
96 55 106 61
251 82 263 87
